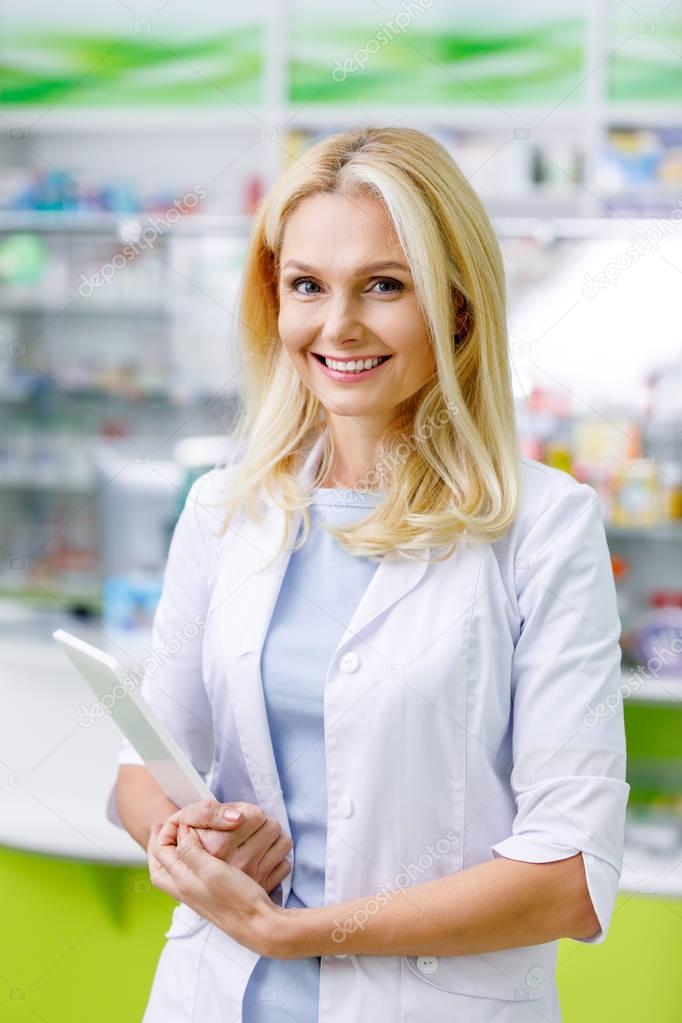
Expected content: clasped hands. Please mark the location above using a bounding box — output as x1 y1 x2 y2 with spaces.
148 799 292 956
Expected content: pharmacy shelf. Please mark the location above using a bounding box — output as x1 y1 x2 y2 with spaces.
0 298 168 316
606 524 682 541
0 210 252 234
620 846 682 898
494 216 682 238
5 103 682 133
0 477 95 492
2 210 678 241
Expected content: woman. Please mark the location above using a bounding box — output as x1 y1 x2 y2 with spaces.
109 126 629 1022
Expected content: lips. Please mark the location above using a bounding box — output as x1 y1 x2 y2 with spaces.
311 353 391 365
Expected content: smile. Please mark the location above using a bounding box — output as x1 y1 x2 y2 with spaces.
310 352 392 380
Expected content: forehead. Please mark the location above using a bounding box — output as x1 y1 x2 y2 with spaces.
279 191 404 270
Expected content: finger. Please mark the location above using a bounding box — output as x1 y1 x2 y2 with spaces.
232 817 281 866
155 833 188 881
148 820 167 859
149 838 182 898
175 822 217 873
262 858 292 894
176 799 246 831
157 814 181 848
254 833 293 881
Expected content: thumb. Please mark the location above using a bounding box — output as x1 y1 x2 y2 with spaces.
177 799 243 830
176 822 215 868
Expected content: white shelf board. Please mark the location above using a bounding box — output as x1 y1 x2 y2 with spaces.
0 210 252 234
620 842 682 898
623 671 682 705
4 103 682 133
606 522 682 540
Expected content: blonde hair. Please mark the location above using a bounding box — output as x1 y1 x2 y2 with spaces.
216 126 519 562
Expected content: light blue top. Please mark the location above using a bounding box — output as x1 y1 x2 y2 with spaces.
242 484 383 1022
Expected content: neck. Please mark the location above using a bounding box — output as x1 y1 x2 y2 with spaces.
320 413 391 490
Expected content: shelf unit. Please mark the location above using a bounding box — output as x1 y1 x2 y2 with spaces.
1 2 681 218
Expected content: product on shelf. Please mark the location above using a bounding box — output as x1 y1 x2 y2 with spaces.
660 463 682 521
611 553 633 632
611 458 662 527
0 167 207 215
600 127 682 193
634 591 682 677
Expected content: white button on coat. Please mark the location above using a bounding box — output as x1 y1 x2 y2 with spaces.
525 967 545 989
337 795 353 818
416 956 439 974
106 429 630 1022
339 651 360 673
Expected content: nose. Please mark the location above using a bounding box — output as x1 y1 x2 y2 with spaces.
318 291 363 348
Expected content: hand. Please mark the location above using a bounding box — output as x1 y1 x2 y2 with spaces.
149 817 283 956
164 799 293 895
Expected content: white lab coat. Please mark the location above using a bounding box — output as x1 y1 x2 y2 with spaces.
107 428 630 1022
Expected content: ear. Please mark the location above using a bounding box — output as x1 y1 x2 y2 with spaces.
452 286 473 348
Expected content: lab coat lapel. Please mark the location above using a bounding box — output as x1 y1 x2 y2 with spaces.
336 551 429 651
219 429 430 896
217 433 326 908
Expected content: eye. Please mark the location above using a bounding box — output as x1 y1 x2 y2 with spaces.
289 278 321 295
370 277 404 294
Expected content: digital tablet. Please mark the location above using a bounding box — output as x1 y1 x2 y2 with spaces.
53 628 213 807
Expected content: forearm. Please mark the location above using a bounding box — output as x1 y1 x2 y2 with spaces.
270 852 600 959
116 765 179 852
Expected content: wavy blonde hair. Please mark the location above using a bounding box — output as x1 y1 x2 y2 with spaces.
215 126 519 562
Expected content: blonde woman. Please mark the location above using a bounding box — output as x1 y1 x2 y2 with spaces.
109 127 629 1023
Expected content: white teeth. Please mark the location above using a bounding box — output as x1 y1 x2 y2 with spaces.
323 356 384 373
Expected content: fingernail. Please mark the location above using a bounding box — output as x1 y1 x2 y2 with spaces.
223 809 242 821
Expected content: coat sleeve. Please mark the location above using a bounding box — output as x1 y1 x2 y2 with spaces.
490 479 630 944
105 472 216 829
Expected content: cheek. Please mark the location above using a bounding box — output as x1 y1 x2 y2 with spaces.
392 324 434 375
278 308 312 356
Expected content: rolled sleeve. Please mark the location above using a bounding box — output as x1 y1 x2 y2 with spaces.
105 740 145 829
491 478 630 943
105 473 217 830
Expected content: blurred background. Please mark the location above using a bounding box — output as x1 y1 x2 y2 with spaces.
1 1 681 1019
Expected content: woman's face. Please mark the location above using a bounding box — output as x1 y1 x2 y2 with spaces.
277 191 436 431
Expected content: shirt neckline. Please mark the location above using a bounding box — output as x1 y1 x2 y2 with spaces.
309 485 385 508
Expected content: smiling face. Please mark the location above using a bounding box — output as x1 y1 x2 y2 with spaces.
277 191 436 435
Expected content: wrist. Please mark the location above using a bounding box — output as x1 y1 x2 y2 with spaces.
255 903 306 960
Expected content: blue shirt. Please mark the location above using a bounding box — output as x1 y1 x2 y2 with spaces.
242 484 382 1022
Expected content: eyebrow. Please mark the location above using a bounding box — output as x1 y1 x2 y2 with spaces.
281 259 410 275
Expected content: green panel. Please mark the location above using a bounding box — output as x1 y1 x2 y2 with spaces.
624 702 682 804
0 27 264 107
0 845 172 1021
289 18 585 105
558 893 682 1022
607 1 682 102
